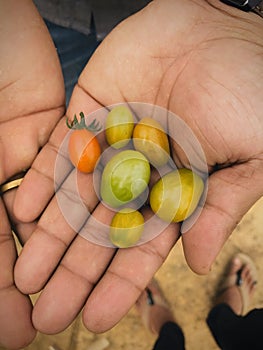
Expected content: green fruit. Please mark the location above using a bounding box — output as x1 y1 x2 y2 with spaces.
133 117 170 168
100 150 150 208
150 168 204 222
110 208 144 248
105 105 134 149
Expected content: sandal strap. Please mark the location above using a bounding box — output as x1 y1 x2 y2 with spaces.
219 253 258 315
136 279 172 334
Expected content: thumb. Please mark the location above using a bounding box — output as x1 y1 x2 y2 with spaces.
182 159 263 274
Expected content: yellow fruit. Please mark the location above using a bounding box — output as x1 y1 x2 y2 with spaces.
105 105 134 149
100 150 150 208
110 208 144 248
150 168 204 222
133 117 170 168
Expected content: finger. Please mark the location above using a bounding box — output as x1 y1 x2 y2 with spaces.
14 118 71 222
30 202 178 334
14 93 104 223
32 243 114 334
182 160 263 274
2 188 37 245
31 206 116 334
14 167 99 294
0 199 36 349
82 208 180 333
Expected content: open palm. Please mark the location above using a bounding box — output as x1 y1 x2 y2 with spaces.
13 0 263 340
0 1 65 348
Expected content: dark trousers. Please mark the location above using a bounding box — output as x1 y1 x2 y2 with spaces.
153 304 263 350
153 322 185 350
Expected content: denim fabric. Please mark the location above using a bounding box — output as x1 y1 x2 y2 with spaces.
35 0 150 39
45 19 100 105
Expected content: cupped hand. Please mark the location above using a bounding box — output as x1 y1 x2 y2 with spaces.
0 1 65 348
13 0 263 337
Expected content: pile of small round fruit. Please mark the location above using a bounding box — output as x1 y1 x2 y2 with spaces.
67 105 204 248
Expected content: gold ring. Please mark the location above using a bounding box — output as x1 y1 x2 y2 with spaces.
0 171 27 196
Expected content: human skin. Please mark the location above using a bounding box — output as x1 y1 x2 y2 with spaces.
0 0 262 347
0 0 65 348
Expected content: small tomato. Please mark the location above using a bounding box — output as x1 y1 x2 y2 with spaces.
67 112 101 173
110 208 144 248
150 168 204 222
100 150 150 208
133 117 170 168
105 105 134 149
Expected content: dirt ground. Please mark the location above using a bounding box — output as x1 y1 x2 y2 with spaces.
1 197 263 350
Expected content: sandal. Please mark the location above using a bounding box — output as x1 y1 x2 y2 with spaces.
135 279 174 334
218 253 258 315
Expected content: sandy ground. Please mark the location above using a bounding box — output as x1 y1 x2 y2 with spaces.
1 197 262 350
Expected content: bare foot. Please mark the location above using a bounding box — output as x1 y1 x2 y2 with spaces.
136 279 175 334
216 254 258 315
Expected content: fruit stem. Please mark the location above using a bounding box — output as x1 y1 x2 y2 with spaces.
66 112 102 132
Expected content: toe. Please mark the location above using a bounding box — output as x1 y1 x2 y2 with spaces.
229 257 243 275
241 265 257 294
